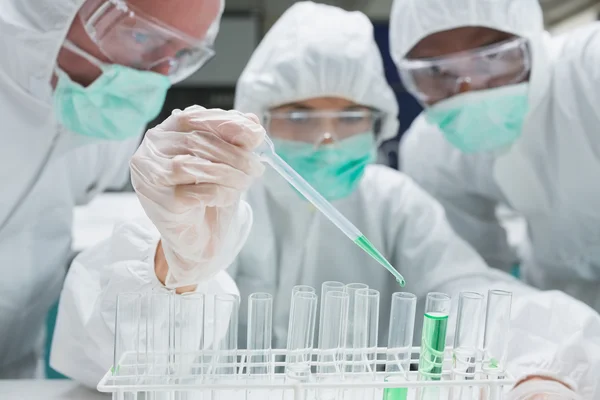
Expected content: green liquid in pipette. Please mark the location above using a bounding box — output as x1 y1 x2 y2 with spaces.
419 312 448 380
355 235 405 286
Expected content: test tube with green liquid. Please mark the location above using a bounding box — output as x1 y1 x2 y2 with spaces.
418 293 450 381
257 136 405 286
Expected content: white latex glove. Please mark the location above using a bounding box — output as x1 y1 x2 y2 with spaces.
507 291 600 398
130 106 265 288
507 378 581 399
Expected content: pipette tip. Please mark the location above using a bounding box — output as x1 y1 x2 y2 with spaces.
355 235 406 287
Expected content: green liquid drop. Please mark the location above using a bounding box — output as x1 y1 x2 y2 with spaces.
355 235 405 286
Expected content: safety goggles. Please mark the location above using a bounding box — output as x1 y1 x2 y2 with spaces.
264 109 381 146
78 0 216 83
398 37 531 105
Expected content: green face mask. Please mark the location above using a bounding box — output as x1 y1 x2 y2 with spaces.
53 40 171 140
271 133 376 201
425 83 530 153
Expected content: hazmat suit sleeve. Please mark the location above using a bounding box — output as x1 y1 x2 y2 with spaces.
399 115 519 272
67 137 141 206
50 216 239 389
390 174 600 397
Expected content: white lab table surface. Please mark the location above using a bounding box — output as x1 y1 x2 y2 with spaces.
73 192 147 252
0 380 109 399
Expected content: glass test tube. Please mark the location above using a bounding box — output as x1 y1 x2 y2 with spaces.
383 292 417 400
148 289 173 377
113 292 142 378
344 283 369 355
287 285 315 349
292 285 316 296
212 294 240 376
247 293 273 376
176 293 205 377
317 291 349 400
418 292 450 381
450 292 484 400
318 290 349 374
349 288 379 374
346 289 380 400
286 291 318 381
483 290 512 374
453 292 484 377
318 281 345 348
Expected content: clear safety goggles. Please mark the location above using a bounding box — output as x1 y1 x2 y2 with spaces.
78 0 216 83
264 109 381 146
398 37 531 105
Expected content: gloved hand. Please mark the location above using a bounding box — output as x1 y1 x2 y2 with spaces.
506 291 600 399
130 106 265 288
507 377 581 399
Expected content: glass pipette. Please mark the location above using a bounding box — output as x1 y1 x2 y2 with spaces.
255 135 405 287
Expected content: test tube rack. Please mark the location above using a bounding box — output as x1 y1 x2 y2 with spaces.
98 347 515 399
100 287 515 399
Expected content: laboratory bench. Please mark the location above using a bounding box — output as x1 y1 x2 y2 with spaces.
0 379 109 399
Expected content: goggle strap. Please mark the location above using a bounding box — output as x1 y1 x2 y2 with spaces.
62 40 106 70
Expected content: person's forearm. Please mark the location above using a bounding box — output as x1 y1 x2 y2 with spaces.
154 240 197 294
514 376 572 390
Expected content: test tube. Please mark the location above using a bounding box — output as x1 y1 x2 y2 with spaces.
482 290 512 374
287 286 315 348
317 291 349 400
418 292 450 381
318 291 349 374
292 285 316 296
450 292 484 400
247 293 273 376
113 292 142 379
453 292 484 376
147 289 173 377
176 293 205 377
344 283 369 359
318 281 345 348
212 294 240 376
286 291 318 381
246 293 273 400
383 292 417 400
349 288 379 374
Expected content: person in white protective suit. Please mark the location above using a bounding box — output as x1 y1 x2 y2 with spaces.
49 1 599 397
390 0 600 313
0 0 240 382
228 2 598 398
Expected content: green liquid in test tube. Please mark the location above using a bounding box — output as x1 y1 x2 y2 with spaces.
419 293 450 381
383 384 408 400
420 313 448 377
256 135 406 287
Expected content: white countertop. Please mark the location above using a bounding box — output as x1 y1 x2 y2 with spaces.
0 380 108 400
73 192 147 252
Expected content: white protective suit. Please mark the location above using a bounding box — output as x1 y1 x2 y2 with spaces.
0 0 139 379
0 0 235 385
391 0 600 312
230 2 600 397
